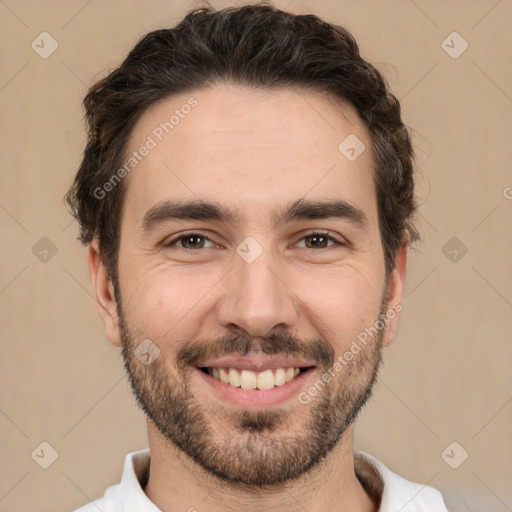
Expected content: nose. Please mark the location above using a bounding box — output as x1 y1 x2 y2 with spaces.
216 246 298 338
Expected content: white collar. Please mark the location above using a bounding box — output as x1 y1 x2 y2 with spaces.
78 448 447 511
354 449 448 511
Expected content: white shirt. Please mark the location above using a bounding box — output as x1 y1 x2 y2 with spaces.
73 448 448 512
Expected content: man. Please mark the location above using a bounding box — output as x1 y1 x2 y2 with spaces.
67 3 448 511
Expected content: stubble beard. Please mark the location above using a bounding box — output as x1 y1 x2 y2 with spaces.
117 293 386 488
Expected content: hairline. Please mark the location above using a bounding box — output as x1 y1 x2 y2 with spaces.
101 84 397 285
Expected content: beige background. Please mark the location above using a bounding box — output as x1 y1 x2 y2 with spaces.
1 0 511 511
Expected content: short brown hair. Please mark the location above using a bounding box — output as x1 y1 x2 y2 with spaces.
65 2 419 284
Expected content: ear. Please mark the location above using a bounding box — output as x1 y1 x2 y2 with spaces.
382 240 409 347
87 239 122 347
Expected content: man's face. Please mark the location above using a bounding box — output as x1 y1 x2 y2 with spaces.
100 85 403 487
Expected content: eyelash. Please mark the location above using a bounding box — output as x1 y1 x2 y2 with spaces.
163 230 345 251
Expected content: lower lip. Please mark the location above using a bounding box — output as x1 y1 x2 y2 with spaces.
196 367 316 407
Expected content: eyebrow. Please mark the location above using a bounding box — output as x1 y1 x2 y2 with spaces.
141 197 368 233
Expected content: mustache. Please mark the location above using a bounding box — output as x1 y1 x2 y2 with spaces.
176 330 334 371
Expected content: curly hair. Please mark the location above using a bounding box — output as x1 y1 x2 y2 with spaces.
65 2 419 284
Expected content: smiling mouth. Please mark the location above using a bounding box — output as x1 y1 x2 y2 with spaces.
198 366 313 390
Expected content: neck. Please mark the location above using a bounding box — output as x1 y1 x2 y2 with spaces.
144 422 377 512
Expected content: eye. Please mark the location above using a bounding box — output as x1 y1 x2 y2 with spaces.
294 231 344 249
162 230 345 251
163 232 217 250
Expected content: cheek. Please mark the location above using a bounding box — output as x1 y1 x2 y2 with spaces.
301 267 384 345
118 240 386 349
119 264 219 339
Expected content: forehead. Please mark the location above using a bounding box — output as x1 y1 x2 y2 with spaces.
120 84 377 229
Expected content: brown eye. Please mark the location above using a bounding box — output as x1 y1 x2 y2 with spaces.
295 232 343 249
164 232 215 250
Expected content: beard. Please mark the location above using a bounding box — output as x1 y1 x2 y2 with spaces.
116 288 387 489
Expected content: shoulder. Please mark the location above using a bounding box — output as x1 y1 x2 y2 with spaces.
354 449 448 512
70 448 154 512
73 497 107 512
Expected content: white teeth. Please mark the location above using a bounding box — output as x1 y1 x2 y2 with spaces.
229 368 241 387
285 367 295 382
274 368 286 386
257 369 275 390
207 366 306 389
240 369 257 389
219 368 229 384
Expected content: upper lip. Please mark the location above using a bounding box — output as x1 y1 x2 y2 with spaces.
198 355 316 372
